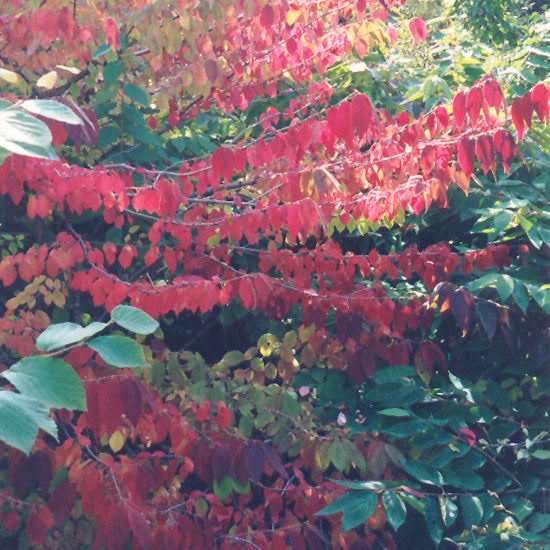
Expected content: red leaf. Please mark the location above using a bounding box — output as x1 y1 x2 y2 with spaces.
47 480 77 527
457 137 475 179
26 506 53 546
264 444 289 479
163 246 177 273
511 97 525 141
47 119 68 147
196 401 210 422
103 17 120 51
450 288 475 334
216 403 232 430
211 445 230 482
239 277 256 309
459 428 476 447
120 376 143 426
466 86 483 125
211 147 235 181
453 90 466 128
103 242 117 265
475 134 496 175
493 129 516 174
532 83 549 123
106 504 130 550
245 441 265 482
409 17 427 45
118 244 136 269
351 93 373 139
4 510 20 534
168 98 179 127
260 4 275 29
127 507 153 549
483 77 505 113
521 91 533 129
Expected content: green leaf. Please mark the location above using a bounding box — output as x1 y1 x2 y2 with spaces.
103 60 123 87
123 83 149 106
0 107 57 159
87 335 149 368
21 100 83 125
111 305 159 334
330 440 347 472
341 491 378 532
0 392 55 454
512 280 530 313
213 476 233 501
317 490 378 532
496 274 514 302
527 513 550 534
383 492 407 531
96 125 120 148
509 499 534 522
400 459 443 486
330 479 390 491
378 408 411 417
460 495 483 529
3 356 87 411
36 321 107 351
425 497 444 546
217 350 245 368
92 43 113 58
532 449 550 460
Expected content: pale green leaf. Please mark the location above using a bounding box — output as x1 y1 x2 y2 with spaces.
3 356 87 411
21 99 83 125
36 321 107 351
88 335 149 368
111 305 159 334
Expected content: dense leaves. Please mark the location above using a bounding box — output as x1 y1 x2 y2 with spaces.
0 0 549 549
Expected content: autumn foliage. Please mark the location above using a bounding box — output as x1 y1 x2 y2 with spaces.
0 0 550 548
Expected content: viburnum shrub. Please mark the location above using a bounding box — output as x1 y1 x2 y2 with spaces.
0 0 549 548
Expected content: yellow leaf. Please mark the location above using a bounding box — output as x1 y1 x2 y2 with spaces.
55 65 81 75
0 68 21 84
109 430 125 453
36 71 58 89
286 9 301 26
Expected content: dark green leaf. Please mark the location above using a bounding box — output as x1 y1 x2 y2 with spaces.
425 497 444 546
103 60 123 87
400 459 443 486
460 495 483 529
527 513 550 534
123 83 148 106
383 492 407 531
341 491 378 532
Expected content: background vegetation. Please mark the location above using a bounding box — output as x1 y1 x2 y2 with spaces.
0 0 549 548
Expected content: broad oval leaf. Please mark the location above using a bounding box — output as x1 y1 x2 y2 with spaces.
383 492 407 531
36 321 107 351
87 335 149 368
0 392 43 454
111 305 159 334
460 495 483 529
3 356 87 411
0 107 56 159
21 100 83 125
400 458 443 486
